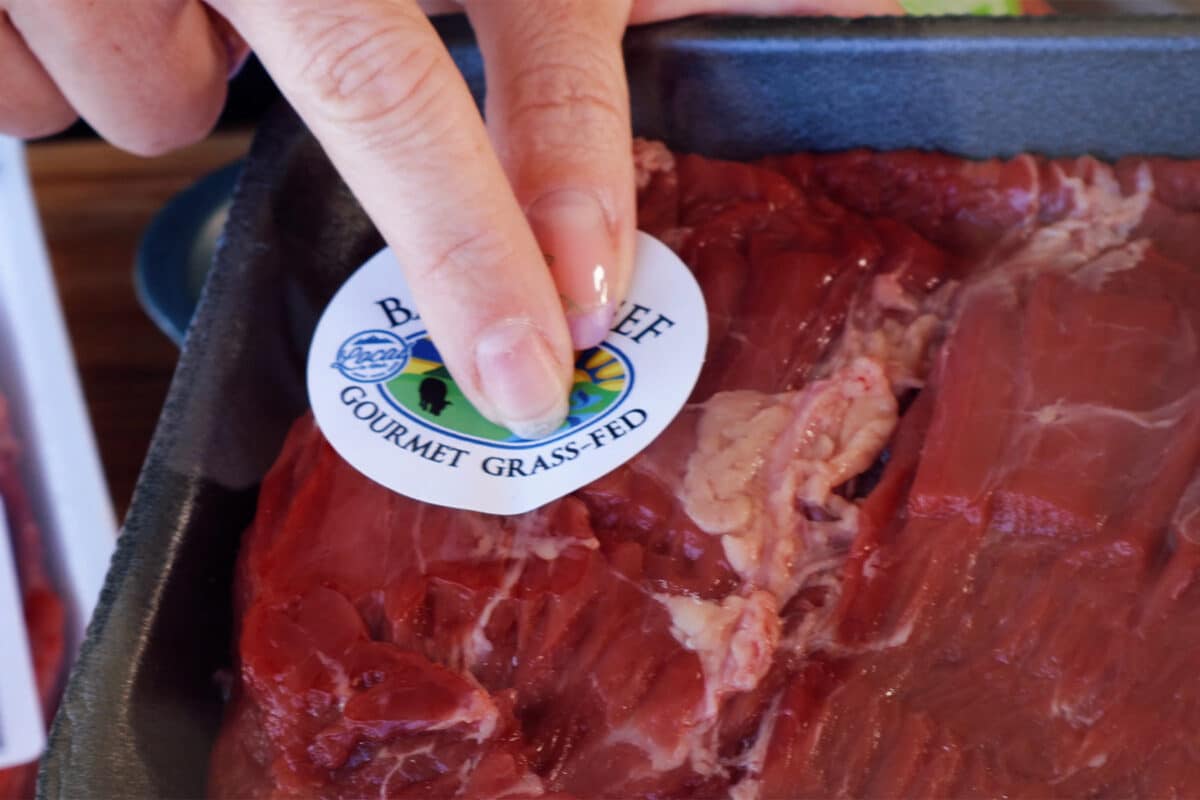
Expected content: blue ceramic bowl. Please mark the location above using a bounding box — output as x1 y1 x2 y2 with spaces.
134 160 242 345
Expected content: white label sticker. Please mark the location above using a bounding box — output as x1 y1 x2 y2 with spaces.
308 232 707 515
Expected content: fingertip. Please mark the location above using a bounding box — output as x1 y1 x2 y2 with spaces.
473 318 572 439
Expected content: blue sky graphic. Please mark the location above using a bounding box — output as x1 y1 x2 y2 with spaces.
410 337 443 363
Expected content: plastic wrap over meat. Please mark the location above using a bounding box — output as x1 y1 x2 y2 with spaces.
210 143 1200 799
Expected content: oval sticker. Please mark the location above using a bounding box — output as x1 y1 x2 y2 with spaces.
307 232 707 515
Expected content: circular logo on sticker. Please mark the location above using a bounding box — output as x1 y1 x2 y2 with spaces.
331 329 411 383
307 233 707 515
377 333 634 447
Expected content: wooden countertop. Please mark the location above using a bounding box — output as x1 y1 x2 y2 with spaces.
26 131 252 521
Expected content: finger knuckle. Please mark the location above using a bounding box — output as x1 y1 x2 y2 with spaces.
415 228 516 288
502 52 625 154
294 8 450 133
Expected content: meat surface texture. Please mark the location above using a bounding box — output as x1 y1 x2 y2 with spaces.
0 396 66 800
210 143 1200 799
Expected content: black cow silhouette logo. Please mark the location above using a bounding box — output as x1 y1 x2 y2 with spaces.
419 377 452 416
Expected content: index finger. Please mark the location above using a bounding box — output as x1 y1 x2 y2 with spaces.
211 0 574 439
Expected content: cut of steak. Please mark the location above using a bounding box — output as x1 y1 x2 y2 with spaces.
0 396 66 800
210 144 1200 799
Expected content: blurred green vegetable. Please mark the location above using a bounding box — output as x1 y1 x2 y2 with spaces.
901 0 1021 13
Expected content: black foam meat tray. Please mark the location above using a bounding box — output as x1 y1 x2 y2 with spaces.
39 13 1200 799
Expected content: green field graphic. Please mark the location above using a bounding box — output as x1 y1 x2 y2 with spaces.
386 372 512 441
384 371 622 443
382 336 627 444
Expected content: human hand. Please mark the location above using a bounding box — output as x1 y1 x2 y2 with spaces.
0 0 901 438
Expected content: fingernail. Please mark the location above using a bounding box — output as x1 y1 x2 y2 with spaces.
475 321 569 440
527 189 615 348
567 303 616 350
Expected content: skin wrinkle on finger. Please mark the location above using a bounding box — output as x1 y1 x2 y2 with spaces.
475 0 630 186
219 3 480 192
497 60 629 177
6 0 228 155
288 7 452 131
0 13 76 137
408 224 517 298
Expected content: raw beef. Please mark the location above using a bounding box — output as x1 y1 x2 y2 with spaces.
0 396 67 800
209 143 1200 799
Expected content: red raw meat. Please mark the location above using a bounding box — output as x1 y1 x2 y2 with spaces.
210 144 1200 798
0 396 67 800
